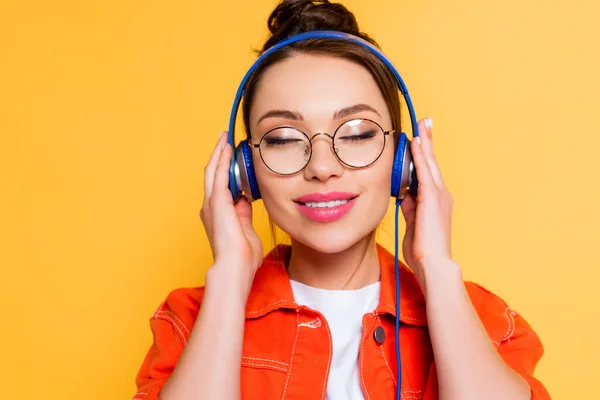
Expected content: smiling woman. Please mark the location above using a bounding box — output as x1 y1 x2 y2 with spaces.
131 1 551 399
247 54 396 254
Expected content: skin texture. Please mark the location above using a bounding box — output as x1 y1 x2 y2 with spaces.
159 53 533 400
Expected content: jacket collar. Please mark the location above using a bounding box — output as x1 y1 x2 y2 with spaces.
244 244 427 327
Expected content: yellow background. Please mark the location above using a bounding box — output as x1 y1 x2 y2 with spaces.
1 0 598 398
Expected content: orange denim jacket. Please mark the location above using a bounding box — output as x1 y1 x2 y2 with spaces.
133 244 550 399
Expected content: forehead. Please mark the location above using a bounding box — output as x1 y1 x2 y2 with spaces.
249 53 388 125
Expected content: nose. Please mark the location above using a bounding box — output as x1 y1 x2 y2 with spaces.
303 134 344 182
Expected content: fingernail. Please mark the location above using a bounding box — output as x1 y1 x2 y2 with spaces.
416 137 421 145
425 117 433 130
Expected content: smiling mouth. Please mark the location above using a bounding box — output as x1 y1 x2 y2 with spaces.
292 194 358 223
295 198 358 208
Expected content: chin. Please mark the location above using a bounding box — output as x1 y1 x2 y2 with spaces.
280 218 378 254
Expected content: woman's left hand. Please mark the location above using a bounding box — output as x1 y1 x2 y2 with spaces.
400 118 456 289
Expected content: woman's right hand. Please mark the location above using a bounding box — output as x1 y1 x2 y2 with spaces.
200 132 264 285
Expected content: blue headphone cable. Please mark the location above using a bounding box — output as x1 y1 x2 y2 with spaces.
395 198 403 400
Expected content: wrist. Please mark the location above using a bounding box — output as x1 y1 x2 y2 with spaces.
206 261 256 301
417 257 463 298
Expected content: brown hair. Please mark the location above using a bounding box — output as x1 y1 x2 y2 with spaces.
242 0 401 251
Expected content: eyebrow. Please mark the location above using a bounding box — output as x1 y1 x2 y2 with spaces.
256 103 382 124
333 103 382 120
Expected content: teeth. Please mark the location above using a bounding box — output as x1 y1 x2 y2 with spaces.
304 199 349 208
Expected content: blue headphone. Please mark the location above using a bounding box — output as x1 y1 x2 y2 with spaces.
226 30 419 400
227 30 419 203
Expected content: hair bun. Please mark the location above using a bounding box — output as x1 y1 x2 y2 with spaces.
263 0 364 51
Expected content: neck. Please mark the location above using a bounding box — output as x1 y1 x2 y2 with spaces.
286 232 381 290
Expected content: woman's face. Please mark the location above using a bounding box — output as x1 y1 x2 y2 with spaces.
249 53 394 254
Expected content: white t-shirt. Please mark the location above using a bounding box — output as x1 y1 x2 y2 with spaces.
290 279 381 400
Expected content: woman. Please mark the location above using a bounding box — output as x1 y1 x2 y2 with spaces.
132 1 550 399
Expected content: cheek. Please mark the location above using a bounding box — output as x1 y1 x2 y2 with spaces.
372 143 395 192
362 148 395 226
252 158 293 212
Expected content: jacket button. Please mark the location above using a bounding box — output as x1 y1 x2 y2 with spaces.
373 326 385 345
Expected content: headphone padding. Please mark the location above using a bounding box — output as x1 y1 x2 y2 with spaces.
391 132 407 198
240 141 261 201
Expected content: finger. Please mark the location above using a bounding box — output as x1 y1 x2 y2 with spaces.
212 140 234 196
417 118 446 190
203 132 228 202
410 133 436 190
400 192 416 227
234 195 253 227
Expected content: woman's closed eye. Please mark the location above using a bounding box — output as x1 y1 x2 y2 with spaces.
263 137 304 146
337 129 378 142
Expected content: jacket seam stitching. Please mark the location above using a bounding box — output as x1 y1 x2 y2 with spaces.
241 361 288 373
247 300 293 317
375 314 398 387
360 317 371 400
242 356 289 367
401 389 424 399
152 301 167 318
383 304 426 324
320 314 332 400
501 307 517 343
281 311 300 400
158 309 190 338
153 314 187 346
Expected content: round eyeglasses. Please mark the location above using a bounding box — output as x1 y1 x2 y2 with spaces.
249 118 394 175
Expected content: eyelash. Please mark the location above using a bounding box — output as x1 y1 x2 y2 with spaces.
337 130 378 141
263 138 303 146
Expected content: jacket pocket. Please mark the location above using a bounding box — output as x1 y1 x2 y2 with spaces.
241 356 289 399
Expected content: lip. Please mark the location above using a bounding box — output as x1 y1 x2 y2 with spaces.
293 192 359 223
293 191 358 203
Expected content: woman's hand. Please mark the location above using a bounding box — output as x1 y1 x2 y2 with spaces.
200 132 263 284
400 118 456 290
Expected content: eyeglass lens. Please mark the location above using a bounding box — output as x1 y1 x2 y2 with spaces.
258 119 386 175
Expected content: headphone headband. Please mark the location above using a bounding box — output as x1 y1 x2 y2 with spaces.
227 30 419 199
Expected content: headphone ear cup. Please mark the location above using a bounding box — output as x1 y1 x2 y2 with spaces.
390 132 418 200
408 155 418 198
235 141 261 202
229 145 242 202
391 133 407 198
